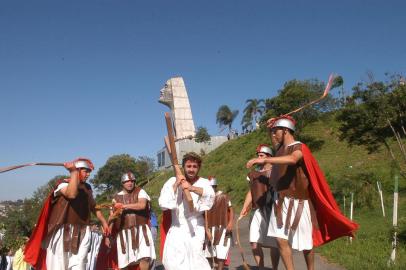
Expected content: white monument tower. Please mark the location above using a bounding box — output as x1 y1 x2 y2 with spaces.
157 77 227 169
159 77 196 139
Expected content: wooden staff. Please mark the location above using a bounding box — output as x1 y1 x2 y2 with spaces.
164 112 194 211
285 74 335 116
236 216 251 270
0 162 64 173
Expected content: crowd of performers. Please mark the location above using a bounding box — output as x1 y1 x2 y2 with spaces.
16 115 358 270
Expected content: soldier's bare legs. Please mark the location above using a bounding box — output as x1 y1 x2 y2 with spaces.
139 258 150 270
251 242 264 268
270 246 280 270
303 249 314 270
216 258 225 270
277 238 294 270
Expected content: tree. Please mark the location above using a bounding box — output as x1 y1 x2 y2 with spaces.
91 154 139 193
134 156 156 183
241 99 265 131
195 126 211 143
91 154 156 194
262 78 338 131
336 74 406 176
216 105 239 134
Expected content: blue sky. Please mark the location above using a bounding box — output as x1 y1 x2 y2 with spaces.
1 0 405 200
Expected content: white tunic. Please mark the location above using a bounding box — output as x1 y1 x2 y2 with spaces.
159 177 215 270
267 193 313 251
46 182 92 270
86 231 102 270
115 189 156 268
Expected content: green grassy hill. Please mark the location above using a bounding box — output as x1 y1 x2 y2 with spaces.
144 113 406 269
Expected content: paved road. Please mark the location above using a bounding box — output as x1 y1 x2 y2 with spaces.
156 216 345 270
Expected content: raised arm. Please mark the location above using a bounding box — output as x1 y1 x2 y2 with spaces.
59 162 80 199
246 149 303 168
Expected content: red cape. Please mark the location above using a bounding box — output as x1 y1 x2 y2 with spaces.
301 144 359 246
159 210 172 259
24 191 52 270
95 231 119 270
24 179 72 270
95 239 139 270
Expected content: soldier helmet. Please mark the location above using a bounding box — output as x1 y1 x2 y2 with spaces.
208 176 217 186
272 117 296 132
256 144 273 156
74 158 94 171
121 172 136 183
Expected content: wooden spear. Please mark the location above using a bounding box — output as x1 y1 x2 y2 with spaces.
0 162 64 174
284 74 335 116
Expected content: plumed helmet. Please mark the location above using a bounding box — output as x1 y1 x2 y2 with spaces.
272 117 296 132
256 144 273 156
208 176 217 186
121 172 136 183
74 158 94 171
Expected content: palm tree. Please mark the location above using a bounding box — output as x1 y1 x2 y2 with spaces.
216 105 239 134
242 99 265 130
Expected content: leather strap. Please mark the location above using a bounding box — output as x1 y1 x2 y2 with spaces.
291 200 304 231
70 224 80 254
119 230 126 253
63 224 70 252
134 226 140 250
142 225 150 246
275 194 284 229
131 226 138 250
213 227 223 246
284 198 295 233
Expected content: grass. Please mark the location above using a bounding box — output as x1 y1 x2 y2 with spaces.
143 113 406 268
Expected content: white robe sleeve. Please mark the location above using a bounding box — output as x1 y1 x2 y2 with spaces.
159 177 178 210
194 179 215 212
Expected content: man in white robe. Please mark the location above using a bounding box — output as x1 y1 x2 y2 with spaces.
159 152 215 270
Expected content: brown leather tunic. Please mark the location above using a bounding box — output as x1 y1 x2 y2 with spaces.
113 187 151 252
206 192 231 246
47 180 96 254
270 143 318 231
270 143 310 199
113 187 150 230
248 170 271 209
207 192 229 228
